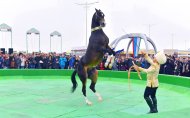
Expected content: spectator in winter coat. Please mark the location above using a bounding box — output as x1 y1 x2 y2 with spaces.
0 54 4 69
74 56 80 69
15 55 21 69
164 57 175 75
69 55 76 69
59 54 67 69
20 54 26 69
4 54 10 69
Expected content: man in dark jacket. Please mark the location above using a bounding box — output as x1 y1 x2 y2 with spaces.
0 54 4 69
164 57 175 75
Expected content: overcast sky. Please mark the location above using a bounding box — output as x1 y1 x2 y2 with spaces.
0 0 190 53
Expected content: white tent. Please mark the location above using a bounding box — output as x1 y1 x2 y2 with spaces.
50 31 62 52
26 28 40 53
0 23 12 48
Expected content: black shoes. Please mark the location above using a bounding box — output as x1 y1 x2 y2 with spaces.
147 109 158 114
145 97 158 114
152 97 158 113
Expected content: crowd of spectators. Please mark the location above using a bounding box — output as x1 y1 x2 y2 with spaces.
97 54 190 77
0 52 80 70
0 52 190 77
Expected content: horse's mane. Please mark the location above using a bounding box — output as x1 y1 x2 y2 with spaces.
91 13 98 28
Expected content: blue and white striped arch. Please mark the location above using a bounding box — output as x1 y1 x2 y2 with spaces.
132 37 141 58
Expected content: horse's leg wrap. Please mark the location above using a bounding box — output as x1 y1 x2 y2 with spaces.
95 92 102 101
82 83 93 105
108 55 115 69
89 82 102 101
85 97 92 105
105 55 111 68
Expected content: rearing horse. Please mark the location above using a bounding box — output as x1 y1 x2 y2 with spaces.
71 9 115 105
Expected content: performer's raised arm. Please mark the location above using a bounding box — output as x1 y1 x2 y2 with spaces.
141 51 157 67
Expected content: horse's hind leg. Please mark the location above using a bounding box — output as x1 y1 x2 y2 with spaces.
82 79 93 105
78 64 92 105
88 68 103 101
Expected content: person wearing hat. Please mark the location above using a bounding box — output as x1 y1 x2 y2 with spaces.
133 51 167 113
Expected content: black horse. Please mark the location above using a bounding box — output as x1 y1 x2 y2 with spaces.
71 9 115 105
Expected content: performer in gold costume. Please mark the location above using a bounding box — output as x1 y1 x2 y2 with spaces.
133 51 166 113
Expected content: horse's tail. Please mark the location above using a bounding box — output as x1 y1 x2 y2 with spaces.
71 70 78 93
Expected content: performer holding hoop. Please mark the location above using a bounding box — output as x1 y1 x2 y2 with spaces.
133 51 166 113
